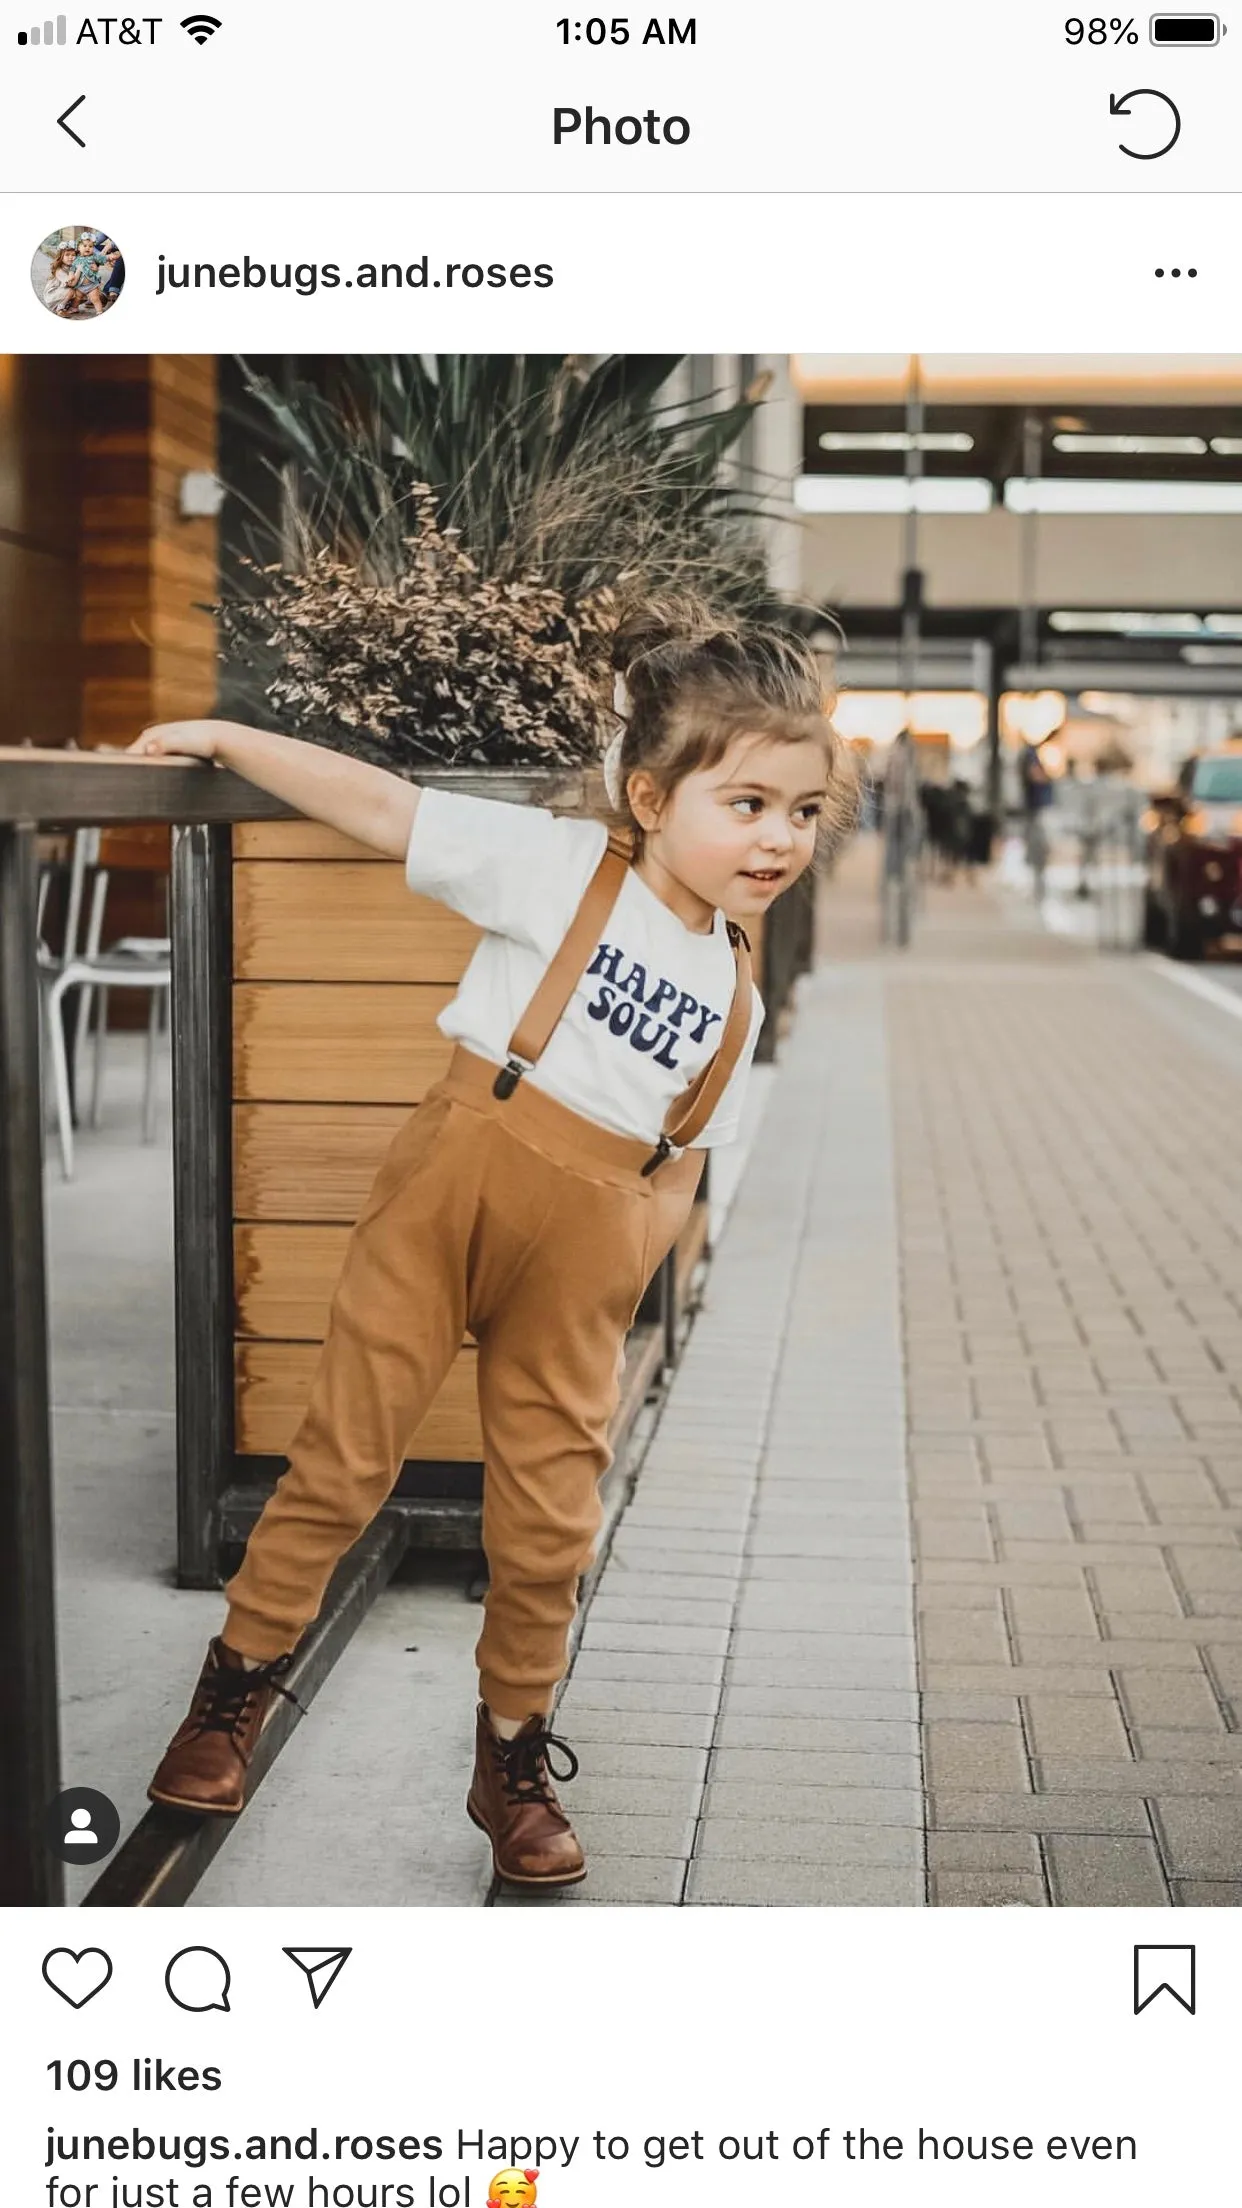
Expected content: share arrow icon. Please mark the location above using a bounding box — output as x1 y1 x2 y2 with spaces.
283 1947 352 2010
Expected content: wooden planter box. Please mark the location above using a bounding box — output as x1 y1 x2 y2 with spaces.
224 769 713 1557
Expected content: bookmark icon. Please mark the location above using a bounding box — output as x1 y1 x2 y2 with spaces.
283 1946 352 2010
1133 1944 1195 2016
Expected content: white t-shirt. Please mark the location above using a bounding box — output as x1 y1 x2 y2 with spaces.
405 788 765 1149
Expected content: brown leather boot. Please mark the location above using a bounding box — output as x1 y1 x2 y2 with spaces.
466 1706 586 1888
147 1638 300 1816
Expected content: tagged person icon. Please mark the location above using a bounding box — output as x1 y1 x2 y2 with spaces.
45 1787 121 1865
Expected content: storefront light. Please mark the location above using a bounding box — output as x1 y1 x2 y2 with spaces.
1049 611 1242 640
831 693 911 745
795 475 993 513
816 431 975 454
1078 693 1133 715
1050 434 1208 456
906 693 988 748
1006 479 1242 514
1048 611 1204 634
1001 691 1068 743
832 692 988 749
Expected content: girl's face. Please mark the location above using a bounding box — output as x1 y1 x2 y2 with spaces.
634 730 830 926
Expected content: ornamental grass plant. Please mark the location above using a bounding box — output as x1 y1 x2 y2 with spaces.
216 354 775 773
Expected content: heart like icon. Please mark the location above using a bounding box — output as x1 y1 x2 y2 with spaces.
42 1947 113 2009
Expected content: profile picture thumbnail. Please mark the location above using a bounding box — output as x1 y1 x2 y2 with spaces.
31 225 125 320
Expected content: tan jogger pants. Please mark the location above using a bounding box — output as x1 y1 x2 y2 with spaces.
223 1045 704 1717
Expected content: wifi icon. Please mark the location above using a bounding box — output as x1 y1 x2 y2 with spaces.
181 13 222 41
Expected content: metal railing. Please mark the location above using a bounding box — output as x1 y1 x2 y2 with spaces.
755 867 815 1061
0 747 704 1907
1 747 297 1906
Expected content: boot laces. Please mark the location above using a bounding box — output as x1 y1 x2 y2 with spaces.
495 1724 579 1807
190 1650 304 1741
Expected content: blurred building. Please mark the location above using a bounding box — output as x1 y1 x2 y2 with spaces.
791 355 1242 796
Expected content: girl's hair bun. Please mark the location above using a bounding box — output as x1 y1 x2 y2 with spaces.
610 593 738 683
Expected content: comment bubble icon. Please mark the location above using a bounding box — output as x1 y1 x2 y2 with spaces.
165 1945 231 2013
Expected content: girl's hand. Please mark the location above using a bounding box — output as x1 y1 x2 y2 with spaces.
127 723 221 764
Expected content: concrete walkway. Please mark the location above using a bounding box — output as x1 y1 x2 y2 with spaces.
885 863 1242 1906
514 840 1242 1906
540 938 921 1905
47 843 1242 1905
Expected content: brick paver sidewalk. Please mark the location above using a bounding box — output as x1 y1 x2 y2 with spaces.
506 839 1242 1906
891 879 1242 1905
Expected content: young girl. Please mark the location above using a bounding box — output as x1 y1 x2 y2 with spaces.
69 233 108 315
130 605 856 1890
42 246 79 316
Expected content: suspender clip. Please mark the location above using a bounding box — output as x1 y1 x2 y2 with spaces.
493 1056 530 1100
641 1132 677 1179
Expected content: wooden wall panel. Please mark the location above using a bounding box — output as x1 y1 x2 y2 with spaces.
236 1341 483 1460
235 822 394 861
233 1102 411 1222
235 1221 482 1347
233 864 480 981
233 983 457 1102
0 538 79 747
235 1223 352 1341
151 355 218 723
0 355 81 748
79 353 218 746
98 824 172 871
231 822 486 1466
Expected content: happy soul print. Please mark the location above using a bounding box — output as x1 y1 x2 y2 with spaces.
583 938 724 1070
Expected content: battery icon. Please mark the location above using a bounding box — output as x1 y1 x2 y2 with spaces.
1150 12 1222 38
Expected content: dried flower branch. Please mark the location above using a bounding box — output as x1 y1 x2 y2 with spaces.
215 490 618 772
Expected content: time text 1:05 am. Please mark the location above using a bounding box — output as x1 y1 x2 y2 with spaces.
556 17 696 43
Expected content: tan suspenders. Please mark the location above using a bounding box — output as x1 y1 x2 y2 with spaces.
492 826 755 1176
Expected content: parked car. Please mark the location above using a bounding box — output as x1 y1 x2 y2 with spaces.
1144 744 1242 959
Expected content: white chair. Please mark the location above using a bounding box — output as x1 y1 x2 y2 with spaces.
75 867 171 1136
35 868 78 1180
35 829 171 1181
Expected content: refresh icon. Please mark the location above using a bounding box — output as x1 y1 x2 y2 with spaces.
1111 88 1181 160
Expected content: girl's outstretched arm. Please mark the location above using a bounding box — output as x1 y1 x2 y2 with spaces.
126 720 419 860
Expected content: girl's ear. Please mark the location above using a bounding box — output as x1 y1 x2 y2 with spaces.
625 767 665 835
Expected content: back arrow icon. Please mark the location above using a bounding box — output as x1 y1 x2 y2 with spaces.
1111 88 1180 161
57 95 86 147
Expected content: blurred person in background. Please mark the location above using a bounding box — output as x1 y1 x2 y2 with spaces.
1018 736 1055 903
882 726 923 941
